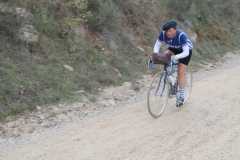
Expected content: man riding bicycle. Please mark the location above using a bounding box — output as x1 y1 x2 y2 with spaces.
148 20 193 107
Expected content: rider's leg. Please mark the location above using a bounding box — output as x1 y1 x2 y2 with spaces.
169 48 191 107
176 63 187 107
178 63 187 98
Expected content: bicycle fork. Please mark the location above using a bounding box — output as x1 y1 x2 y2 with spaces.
154 72 167 97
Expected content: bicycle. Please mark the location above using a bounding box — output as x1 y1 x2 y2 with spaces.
147 59 193 118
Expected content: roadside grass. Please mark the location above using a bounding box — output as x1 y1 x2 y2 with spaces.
0 29 146 121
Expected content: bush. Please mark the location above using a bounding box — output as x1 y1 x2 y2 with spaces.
87 0 122 32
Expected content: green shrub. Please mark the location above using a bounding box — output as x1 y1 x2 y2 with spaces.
87 0 122 32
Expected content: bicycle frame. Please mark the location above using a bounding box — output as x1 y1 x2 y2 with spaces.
147 59 192 118
155 61 178 98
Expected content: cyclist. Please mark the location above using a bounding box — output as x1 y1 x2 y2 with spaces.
148 20 193 107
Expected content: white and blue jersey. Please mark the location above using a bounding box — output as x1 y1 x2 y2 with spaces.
158 30 193 51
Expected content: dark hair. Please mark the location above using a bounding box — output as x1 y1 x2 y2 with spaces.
162 20 177 31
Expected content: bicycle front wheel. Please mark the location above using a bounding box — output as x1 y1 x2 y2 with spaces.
147 72 169 118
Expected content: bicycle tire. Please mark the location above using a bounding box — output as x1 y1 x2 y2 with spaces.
183 66 193 103
147 72 169 118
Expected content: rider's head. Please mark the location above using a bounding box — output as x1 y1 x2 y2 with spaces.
162 20 177 39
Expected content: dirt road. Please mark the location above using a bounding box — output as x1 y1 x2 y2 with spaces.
1 53 240 160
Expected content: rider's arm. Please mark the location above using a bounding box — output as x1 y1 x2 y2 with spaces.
174 33 190 59
153 31 164 53
175 45 189 59
153 40 162 53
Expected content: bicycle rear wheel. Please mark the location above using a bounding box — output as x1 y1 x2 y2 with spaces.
183 66 193 103
147 72 169 118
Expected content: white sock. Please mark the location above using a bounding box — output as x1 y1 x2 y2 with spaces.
179 88 184 98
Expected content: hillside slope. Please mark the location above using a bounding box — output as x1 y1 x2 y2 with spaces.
0 0 239 120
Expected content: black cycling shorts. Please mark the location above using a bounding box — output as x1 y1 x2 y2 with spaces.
168 47 192 66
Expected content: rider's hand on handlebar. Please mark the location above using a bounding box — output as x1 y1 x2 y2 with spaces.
171 56 178 63
148 57 155 69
